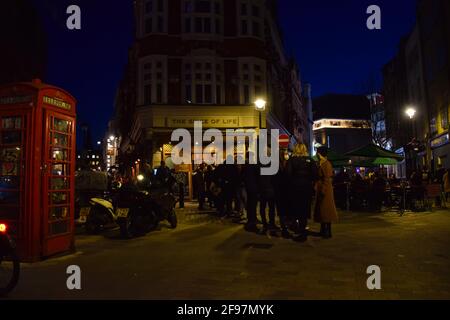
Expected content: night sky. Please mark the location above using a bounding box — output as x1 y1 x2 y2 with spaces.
31 0 417 144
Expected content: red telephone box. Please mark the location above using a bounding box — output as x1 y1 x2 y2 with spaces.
0 79 76 262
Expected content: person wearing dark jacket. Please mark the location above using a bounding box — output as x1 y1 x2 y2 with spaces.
259 162 276 232
286 143 319 242
242 152 259 232
274 150 291 238
193 163 206 210
223 156 240 216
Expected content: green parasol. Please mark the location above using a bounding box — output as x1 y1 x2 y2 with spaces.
345 143 404 161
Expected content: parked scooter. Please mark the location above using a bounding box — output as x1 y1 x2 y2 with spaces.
116 175 177 238
0 222 20 296
75 170 113 233
83 196 118 234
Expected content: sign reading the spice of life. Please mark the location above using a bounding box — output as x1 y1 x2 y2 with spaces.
43 96 72 110
167 116 239 128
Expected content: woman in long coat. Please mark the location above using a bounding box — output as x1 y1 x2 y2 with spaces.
314 147 338 238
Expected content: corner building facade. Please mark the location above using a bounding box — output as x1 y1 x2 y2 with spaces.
114 0 309 189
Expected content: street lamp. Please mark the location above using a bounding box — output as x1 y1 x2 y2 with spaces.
405 106 418 174
254 98 267 129
109 135 115 141
405 107 417 119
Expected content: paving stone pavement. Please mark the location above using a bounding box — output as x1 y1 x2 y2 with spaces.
5 202 450 300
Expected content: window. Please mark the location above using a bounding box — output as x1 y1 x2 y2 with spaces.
157 16 164 32
185 85 192 102
196 0 211 13
183 59 224 104
184 1 193 13
196 85 204 103
441 106 448 130
255 86 261 97
239 58 266 105
239 1 263 38
241 20 248 35
143 0 166 34
243 86 250 104
157 84 163 103
241 3 247 15
183 0 223 35
204 18 211 32
215 19 221 34
145 18 153 33
145 0 153 13
214 2 221 14
216 85 222 104
144 85 152 104
252 21 260 37
158 0 164 12
185 18 191 32
195 17 202 32
252 5 259 17
141 57 167 104
204 85 212 103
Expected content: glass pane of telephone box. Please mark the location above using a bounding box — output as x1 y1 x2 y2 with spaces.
53 118 71 133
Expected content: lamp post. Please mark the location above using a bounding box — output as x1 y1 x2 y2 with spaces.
405 107 417 140
405 106 417 173
254 98 267 130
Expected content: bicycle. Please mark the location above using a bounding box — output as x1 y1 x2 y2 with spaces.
0 222 20 296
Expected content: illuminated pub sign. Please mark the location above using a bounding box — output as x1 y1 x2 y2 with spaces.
0 79 76 262
313 119 372 131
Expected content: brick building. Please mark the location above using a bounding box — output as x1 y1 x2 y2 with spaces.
111 0 310 183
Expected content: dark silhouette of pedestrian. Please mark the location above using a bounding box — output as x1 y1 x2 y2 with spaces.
274 150 290 238
259 154 276 233
242 152 259 232
193 163 206 210
286 143 318 242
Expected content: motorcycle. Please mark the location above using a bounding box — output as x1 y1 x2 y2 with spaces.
83 196 118 234
75 170 115 234
0 222 20 296
116 176 177 238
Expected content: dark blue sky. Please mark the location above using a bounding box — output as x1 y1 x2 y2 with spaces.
33 0 417 143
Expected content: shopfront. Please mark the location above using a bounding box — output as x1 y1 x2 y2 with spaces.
0 79 76 262
120 104 273 199
431 132 450 170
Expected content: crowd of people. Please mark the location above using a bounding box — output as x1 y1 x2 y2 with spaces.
333 164 450 211
191 144 338 242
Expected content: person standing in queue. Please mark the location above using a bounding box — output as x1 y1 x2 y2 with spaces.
274 149 291 238
259 149 277 233
286 143 318 242
193 163 207 210
314 146 338 239
242 152 259 232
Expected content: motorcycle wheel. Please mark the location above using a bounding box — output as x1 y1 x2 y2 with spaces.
0 247 20 296
119 217 134 239
168 210 178 229
85 206 105 234
132 208 156 235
